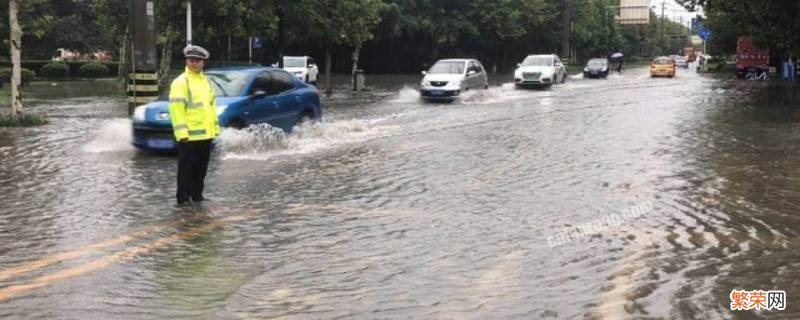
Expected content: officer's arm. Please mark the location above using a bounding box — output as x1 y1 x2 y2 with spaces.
168 80 190 141
211 95 220 137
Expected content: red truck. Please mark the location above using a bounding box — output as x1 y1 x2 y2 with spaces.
683 47 696 63
736 37 770 78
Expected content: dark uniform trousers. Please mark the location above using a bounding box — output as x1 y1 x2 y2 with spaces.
176 139 212 204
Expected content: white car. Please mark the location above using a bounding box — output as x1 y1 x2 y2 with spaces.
674 55 689 68
282 56 319 84
514 54 567 88
419 59 489 101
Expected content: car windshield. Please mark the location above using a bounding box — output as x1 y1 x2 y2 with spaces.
205 71 251 97
428 61 466 74
588 60 607 67
654 58 673 65
522 56 554 66
283 57 306 68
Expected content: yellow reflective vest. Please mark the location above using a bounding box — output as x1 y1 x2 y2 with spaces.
168 67 220 141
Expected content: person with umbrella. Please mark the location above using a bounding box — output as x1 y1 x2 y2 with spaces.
610 52 624 73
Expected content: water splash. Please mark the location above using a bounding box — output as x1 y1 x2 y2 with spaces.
388 86 421 103
458 84 551 105
82 118 135 153
217 118 396 161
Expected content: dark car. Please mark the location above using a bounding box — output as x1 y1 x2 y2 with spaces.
583 58 610 78
132 66 322 152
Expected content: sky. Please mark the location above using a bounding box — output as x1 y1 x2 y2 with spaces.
653 0 705 30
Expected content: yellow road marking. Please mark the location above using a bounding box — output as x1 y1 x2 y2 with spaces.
0 212 217 282
0 210 257 302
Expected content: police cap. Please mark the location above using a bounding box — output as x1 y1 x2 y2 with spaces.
183 45 210 60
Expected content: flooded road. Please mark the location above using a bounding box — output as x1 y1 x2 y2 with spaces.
1 68 799 319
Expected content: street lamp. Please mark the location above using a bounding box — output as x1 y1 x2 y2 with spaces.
186 1 192 45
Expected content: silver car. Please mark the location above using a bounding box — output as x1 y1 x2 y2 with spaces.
420 59 489 100
514 54 567 88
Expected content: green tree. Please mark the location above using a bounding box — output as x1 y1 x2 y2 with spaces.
677 0 800 55
299 0 382 94
470 0 554 71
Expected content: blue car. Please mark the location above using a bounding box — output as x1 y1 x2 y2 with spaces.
132 66 322 152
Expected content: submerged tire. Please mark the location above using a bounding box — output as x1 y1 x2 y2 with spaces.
228 119 245 130
298 112 316 125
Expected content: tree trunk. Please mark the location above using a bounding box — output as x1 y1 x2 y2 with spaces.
118 25 130 92
561 0 571 59
351 44 361 75
9 0 22 117
158 24 174 94
276 1 286 59
325 43 332 96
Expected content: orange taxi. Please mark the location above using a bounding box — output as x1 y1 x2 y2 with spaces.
650 56 676 78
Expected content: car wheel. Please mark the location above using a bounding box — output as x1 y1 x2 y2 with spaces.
298 111 318 126
228 119 245 130
484 84 489 89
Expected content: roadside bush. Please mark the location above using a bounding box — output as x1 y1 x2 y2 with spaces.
21 68 35 84
79 62 109 78
0 68 10 83
706 56 725 65
0 113 48 127
39 62 69 78
0 68 36 85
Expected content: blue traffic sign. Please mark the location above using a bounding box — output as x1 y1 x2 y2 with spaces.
691 18 701 31
699 28 711 41
252 37 262 49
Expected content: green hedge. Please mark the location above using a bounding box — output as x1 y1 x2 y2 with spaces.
79 62 109 78
0 68 36 85
39 62 69 78
0 60 120 78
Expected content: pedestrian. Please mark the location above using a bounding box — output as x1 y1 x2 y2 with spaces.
616 57 623 73
168 45 220 205
790 57 797 82
782 59 789 80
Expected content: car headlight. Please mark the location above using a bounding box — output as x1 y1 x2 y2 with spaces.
514 69 522 77
602 68 607 72
421 80 430 86
132 105 147 121
216 105 228 116
584 67 589 72
450 80 461 87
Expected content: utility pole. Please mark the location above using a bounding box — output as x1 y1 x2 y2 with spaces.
562 0 571 59
186 1 192 45
660 1 665 46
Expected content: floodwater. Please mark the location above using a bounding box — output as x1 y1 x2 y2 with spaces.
1 69 799 319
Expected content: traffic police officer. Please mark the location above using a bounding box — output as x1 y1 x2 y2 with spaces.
168 45 219 205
